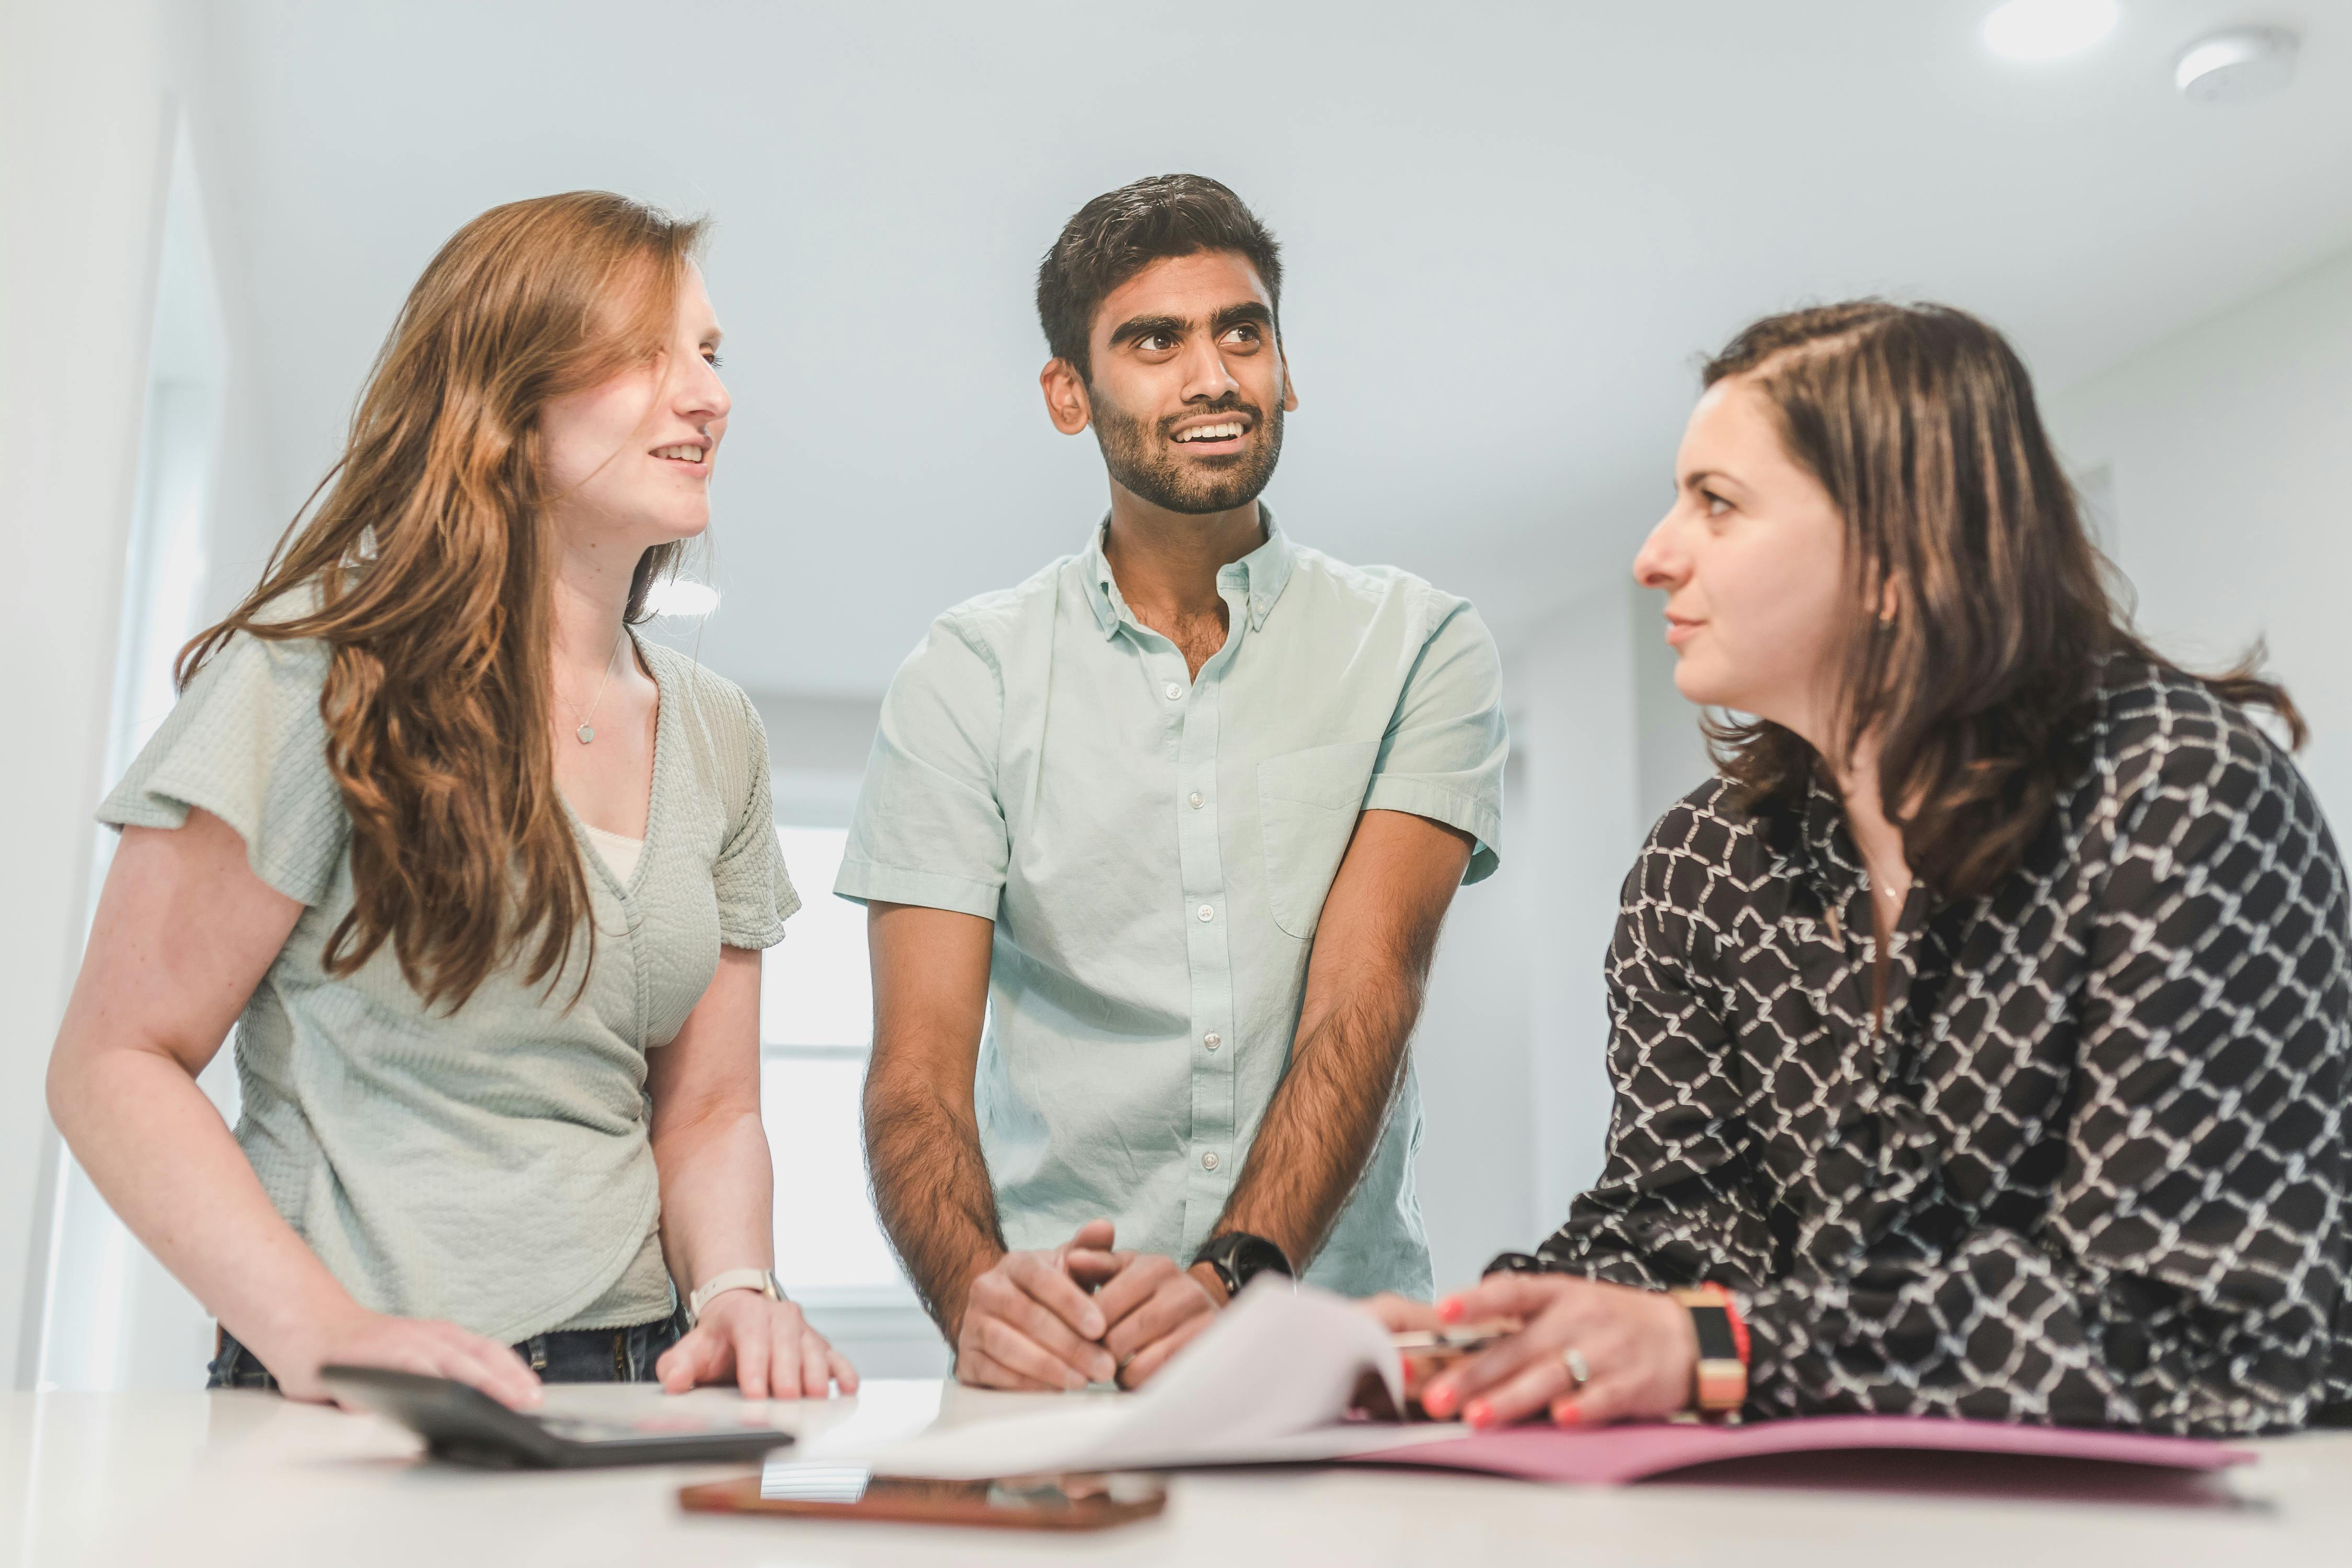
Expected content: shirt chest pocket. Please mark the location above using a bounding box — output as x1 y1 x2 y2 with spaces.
1258 741 1380 940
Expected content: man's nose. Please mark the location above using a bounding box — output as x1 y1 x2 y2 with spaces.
1180 336 1240 403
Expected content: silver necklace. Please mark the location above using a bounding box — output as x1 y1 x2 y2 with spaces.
563 627 626 745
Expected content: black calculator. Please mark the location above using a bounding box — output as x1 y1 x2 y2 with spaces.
319 1365 798 1469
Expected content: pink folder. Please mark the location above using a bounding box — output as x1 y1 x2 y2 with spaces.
1341 1415 2253 1485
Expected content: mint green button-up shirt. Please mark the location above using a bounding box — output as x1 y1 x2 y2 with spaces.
837 516 1506 1298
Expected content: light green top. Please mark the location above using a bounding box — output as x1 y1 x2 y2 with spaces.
99 620 797 1345
836 516 1507 1299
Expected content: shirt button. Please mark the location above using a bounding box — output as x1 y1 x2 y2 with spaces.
1203 1032 1221 1051
1188 791 1204 809
1202 1151 1220 1171
1197 904 1214 922
1164 682 1183 701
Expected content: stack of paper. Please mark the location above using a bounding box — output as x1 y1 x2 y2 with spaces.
817 1282 1452 1479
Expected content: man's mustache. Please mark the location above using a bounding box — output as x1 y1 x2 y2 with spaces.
1158 398 1265 437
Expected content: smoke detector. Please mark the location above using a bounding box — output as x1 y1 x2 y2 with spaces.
2175 27 2300 103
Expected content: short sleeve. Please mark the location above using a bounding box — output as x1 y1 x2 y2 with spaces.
834 615 1009 919
1363 601 1508 882
711 689 800 949
97 631 351 906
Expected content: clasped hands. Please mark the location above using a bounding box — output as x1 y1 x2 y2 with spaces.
954 1218 1227 1390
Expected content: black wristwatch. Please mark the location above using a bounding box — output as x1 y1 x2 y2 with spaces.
1192 1232 1294 1300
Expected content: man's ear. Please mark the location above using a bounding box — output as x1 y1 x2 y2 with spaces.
1040 359 1092 435
1280 353 1300 413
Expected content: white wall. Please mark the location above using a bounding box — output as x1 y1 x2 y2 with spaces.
1412 747 1536 1290
1510 589 1651 1234
0 0 164 1392
1 0 275 1388
2047 246 2352 839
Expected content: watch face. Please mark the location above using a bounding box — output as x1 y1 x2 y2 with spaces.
1223 1235 1293 1288
1689 1306 1739 1362
1195 1234 1292 1295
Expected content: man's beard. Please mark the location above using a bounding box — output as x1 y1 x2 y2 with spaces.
1090 390 1284 515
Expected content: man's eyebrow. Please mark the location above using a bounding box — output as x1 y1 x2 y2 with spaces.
1210 301 1274 332
1107 313 1189 345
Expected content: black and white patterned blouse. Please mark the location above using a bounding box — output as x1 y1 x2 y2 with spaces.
1513 661 2349 1434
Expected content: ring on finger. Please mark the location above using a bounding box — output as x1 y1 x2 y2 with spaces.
1560 1346 1590 1388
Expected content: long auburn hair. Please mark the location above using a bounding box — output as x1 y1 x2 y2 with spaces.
1704 301 2304 900
180 191 706 1010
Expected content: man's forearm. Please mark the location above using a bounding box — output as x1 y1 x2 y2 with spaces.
1214 969 1423 1267
1213 810 1468 1270
863 1059 1007 1338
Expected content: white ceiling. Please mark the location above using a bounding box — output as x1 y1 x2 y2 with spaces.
200 0 2352 697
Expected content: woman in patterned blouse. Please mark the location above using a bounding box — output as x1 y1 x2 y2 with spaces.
1394 301 2349 1436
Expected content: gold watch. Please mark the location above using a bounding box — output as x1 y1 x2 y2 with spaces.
687 1267 783 1327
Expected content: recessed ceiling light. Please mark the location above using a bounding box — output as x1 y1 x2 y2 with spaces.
1982 0 2122 62
645 579 720 617
2175 27 2299 103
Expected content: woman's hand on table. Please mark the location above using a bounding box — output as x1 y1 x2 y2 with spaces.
278 1307 545 1410
1357 1293 1447 1334
657 1291 859 1399
1354 1293 1455 1416
1417 1275 1697 1429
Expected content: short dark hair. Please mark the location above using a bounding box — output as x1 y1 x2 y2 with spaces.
1035 174 1282 382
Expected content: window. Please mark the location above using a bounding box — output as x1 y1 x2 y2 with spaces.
760 825 950 1373
36 126 230 1391
760 826 899 1289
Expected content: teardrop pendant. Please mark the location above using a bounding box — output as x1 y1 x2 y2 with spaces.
576 723 596 745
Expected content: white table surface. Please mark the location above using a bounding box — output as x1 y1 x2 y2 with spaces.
5 1380 2347 1568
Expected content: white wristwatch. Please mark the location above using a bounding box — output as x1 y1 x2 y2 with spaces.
686 1267 784 1327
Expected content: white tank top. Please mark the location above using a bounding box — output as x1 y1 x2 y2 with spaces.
580 822 644 883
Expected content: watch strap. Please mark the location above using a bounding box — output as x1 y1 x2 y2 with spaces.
1668 1285 1749 1420
1191 1232 1294 1299
687 1267 783 1327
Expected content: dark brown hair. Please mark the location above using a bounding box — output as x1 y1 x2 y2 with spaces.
1036 173 1282 382
180 190 706 1010
1704 300 2303 900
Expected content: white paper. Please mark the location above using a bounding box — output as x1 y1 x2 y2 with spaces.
818 1281 1465 1479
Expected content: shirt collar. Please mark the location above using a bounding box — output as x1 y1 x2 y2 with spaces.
1081 506 1297 640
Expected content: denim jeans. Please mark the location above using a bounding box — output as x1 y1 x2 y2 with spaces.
207 1308 688 1391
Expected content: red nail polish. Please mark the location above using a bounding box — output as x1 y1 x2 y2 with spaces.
1554 1400 1582 1427
1436 1298 1465 1323
1465 1400 1492 1428
1424 1385 1455 1417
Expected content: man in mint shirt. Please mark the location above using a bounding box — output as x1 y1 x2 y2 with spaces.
839 175 1507 1389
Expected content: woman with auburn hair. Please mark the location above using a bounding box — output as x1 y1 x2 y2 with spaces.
47 191 857 1405
1378 302 2349 1436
